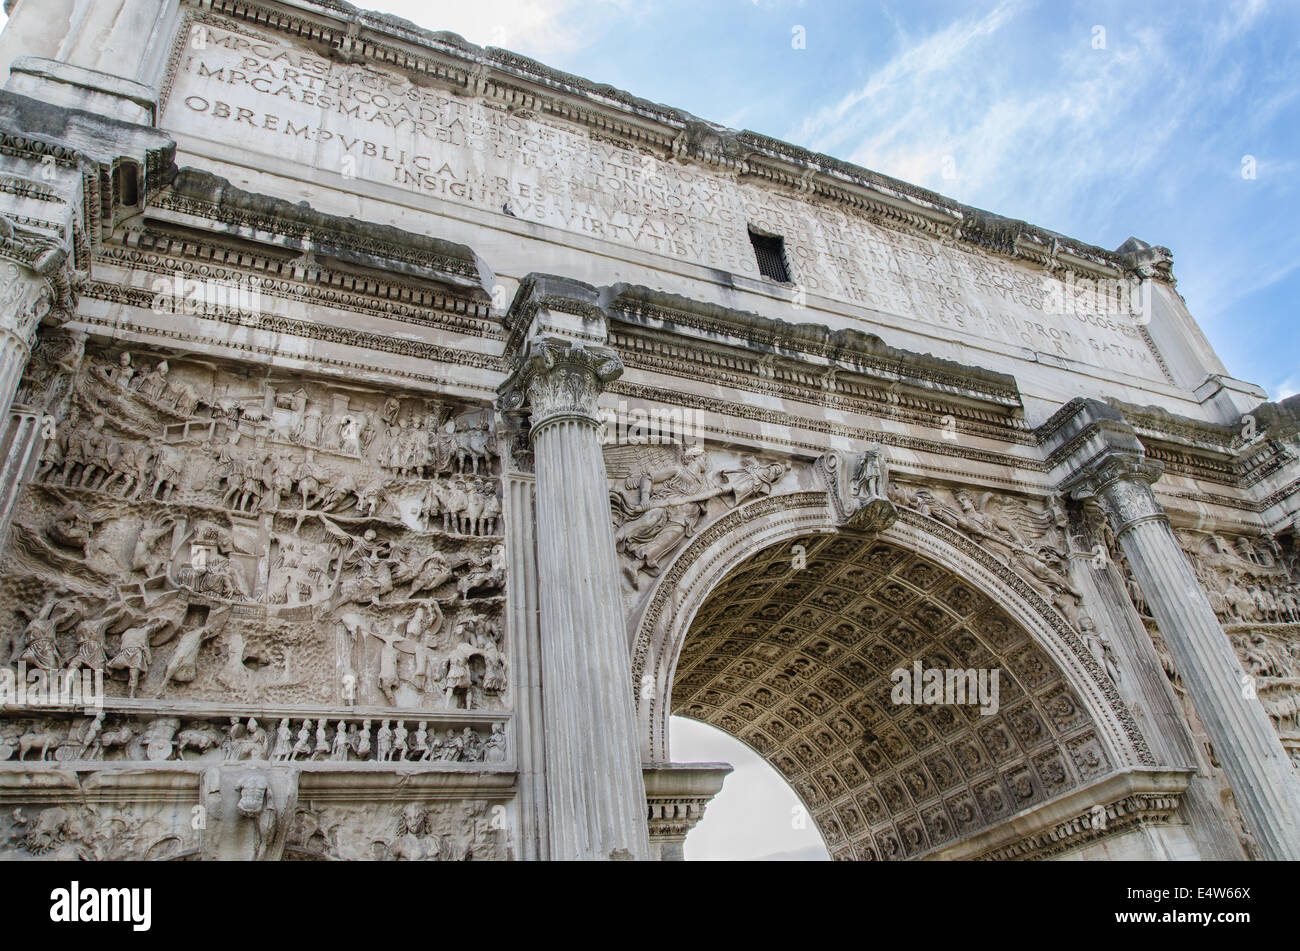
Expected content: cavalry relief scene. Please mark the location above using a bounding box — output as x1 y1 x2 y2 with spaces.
1 337 509 760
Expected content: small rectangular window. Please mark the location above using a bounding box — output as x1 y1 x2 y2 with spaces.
749 228 791 283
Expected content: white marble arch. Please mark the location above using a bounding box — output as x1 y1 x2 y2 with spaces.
630 490 1153 776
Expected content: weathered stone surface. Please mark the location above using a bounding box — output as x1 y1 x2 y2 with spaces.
0 0 1294 862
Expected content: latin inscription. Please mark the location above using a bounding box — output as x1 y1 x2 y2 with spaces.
164 20 1162 381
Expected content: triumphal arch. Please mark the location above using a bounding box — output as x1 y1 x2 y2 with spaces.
0 0 1296 861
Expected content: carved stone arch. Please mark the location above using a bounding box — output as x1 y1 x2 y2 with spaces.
631 490 1157 859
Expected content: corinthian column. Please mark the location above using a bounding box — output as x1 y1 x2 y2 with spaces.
1053 406 1300 859
499 275 650 860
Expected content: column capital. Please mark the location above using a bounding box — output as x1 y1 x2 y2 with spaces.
642 762 732 860
0 260 54 342
1041 398 1166 536
498 273 623 433
501 335 623 431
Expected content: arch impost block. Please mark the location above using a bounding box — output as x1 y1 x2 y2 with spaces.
923 767 1194 861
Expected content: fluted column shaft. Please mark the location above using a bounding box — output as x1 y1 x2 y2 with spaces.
1086 458 1300 859
518 339 649 860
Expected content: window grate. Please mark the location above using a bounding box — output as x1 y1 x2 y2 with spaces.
749 229 791 283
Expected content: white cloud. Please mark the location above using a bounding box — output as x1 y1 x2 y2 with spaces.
1269 372 1300 401
365 0 626 59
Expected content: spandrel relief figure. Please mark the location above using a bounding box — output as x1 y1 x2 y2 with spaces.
610 445 725 587
719 455 787 507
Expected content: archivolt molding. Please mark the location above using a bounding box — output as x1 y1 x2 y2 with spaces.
631 490 1152 773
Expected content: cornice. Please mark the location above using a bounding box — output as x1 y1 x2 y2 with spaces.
153 167 489 297
96 227 498 337
78 280 505 375
603 283 1024 412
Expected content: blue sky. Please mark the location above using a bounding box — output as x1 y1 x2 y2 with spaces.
360 0 1299 401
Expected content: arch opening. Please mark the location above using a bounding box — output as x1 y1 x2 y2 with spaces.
668 531 1119 860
